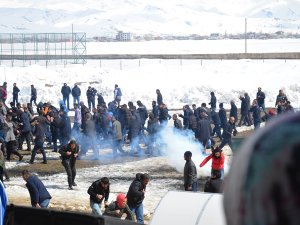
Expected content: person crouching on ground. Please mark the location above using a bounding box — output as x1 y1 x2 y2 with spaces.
204 170 224 193
59 140 79 190
200 146 225 179
22 170 51 208
104 193 135 221
87 177 110 216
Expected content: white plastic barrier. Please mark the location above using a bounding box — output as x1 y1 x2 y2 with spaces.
150 191 226 225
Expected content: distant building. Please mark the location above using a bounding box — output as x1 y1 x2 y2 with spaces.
209 33 221 40
116 31 133 41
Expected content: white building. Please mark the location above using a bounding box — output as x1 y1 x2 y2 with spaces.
116 31 133 41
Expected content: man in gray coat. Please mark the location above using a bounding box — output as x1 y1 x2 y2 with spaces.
112 116 126 156
184 151 198 192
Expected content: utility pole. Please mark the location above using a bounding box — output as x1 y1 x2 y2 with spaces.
72 24 74 63
4 66 6 82
245 18 247 54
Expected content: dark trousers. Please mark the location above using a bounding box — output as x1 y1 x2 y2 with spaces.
219 138 233 150
239 113 250 126
6 140 22 160
0 167 3 183
212 124 222 139
51 129 58 151
62 159 76 187
19 131 31 150
112 139 125 155
63 95 70 110
30 97 37 106
87 98 95 110
13 95 18 106
30 140 47 163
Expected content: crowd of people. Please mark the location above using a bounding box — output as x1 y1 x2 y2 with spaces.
0 80 297 224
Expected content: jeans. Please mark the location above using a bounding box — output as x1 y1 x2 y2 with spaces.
258 103 265 111
130 136 142 155
254 122 261 130
90 200 102 215
73 96 80 105
40 198 51 208
212 168 225 180
63 96 70 109
192 181 198 192
185 181 198 192
130 204 144 224
88 98 95 110
112 139 125 155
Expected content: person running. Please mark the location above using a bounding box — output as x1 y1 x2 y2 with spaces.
4 115 23 161
87 177 110 216
29 118 47 164
59 140 80 190
219 116 238 150
126 173 150 224
30 85 37 106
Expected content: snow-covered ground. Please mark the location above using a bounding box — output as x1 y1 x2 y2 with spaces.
1 0 300 36
1 39 298 218
2 57 300 110
4 123 251 216
86 39 300 54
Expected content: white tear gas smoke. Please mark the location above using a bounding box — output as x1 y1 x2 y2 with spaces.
158 126 213 178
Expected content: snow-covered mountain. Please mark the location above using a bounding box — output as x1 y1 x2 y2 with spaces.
0 0 300 37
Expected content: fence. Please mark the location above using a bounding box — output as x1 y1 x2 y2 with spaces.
0 32 86 66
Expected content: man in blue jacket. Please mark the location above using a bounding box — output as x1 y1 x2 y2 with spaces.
22 170 51 208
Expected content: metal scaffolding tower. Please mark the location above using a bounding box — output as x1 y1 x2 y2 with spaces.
0 32 86 66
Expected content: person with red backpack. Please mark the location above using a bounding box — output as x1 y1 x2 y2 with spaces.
200 146 225 179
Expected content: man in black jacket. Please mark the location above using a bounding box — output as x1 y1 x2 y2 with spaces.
71 84 81 105
218 103 227 131
184 151 198 192
219 116 238 150
127 173 149 224
209 92 217 110
87 177 110 215
256 87 265 110
30 85 37 106
29 118 47 164
61 83 71 110
59 140 80 190
229 100 238 124
12 83 20 106
22 170 51 208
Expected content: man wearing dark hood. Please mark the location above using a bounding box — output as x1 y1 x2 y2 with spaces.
127 173 150 224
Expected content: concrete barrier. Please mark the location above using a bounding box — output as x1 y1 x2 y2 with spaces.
1 52 300 60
